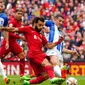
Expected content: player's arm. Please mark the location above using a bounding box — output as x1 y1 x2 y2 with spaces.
3 31 9 49
45 36 64 49
63 48 78 55
3 17 9 49
0 27 19 32
10 33 25 40
0 26 28 33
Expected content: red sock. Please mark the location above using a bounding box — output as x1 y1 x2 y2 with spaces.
20 59 25 76
61 69 67 79
30 76 46 84
44 65 55 79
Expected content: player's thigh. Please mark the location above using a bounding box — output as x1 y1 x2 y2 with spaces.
18 51 26 59
32 54 51 67
41 57 52 66
11 42 23 55
50 55 60 66
0 39 10 57
31 53 47 65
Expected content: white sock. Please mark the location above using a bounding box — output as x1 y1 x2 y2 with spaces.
54 65 61 77
60 63 63 69
0 61 7 79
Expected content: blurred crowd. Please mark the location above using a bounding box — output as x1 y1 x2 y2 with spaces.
1 0 85 62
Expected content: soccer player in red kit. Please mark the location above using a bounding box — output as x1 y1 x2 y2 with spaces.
0 8 28 79
0 17 64 85
0 1 10 84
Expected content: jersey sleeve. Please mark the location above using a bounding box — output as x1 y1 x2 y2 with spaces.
18 26 30 33
42 35 48 46
45 20 53 27
8 19 15 27
9 33 21 39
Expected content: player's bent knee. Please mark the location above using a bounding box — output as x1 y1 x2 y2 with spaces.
18 52 26 59
41 58 52 66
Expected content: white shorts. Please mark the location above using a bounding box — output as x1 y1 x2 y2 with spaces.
46 49 63 67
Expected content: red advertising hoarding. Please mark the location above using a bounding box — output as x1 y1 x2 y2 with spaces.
66 62 85 76
2 61 32 75
1 61 85 76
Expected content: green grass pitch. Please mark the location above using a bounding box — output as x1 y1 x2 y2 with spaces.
0 75 84 85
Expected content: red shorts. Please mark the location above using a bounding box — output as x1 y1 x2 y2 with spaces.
29 53 47 76
0 39 23 58
9 41 23 55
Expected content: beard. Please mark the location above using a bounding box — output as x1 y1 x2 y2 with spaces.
35 26 42 32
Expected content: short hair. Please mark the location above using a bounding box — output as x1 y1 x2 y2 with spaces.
32 17 45 25
54 14 64 19
15 8 23 12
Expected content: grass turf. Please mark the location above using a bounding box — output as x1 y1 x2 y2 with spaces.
0 75 84 85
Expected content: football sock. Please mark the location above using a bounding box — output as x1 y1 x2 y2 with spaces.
61 66 67 79
61 69 67 79
44 65 55 79
30 76 46 84
0 60 7 79
54 65 61 77
20 59 25 76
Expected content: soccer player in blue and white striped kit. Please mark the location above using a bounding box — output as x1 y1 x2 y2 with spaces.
44 14 77 81
44 14 64 78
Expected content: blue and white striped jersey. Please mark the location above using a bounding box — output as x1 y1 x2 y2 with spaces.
45 20 63 53
0 13 8 43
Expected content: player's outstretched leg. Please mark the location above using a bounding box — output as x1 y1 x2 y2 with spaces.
20 59 25 77
23 76 46 85
0 61 11 84
23 77 65 85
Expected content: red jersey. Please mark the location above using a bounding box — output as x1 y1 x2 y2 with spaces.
18 26 48 58
8 17 21 43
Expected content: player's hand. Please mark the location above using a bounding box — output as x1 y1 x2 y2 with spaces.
72 51 78 56
58 36 64 43
18 52 26 59
5 43 9 49
20 36 25 41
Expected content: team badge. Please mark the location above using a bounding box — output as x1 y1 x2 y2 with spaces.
9 24 13 27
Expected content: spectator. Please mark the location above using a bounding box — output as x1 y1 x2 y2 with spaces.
1 0 85 62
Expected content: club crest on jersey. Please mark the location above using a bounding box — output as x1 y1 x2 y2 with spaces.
34 35 37 39
0 17 4 27
9 24 13 27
